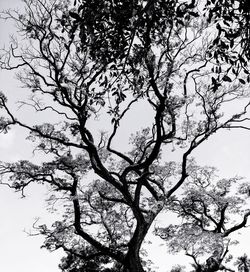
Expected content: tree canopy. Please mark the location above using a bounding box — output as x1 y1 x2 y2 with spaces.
0 0 250 271
156 164 250 271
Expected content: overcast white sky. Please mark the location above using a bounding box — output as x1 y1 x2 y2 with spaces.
0 1 64 271
0 1 250 272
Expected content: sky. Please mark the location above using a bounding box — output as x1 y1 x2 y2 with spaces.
0 1 250 272
0 0 64 271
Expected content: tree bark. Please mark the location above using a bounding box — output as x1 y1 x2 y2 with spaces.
122 222 150 272
123 250 145 272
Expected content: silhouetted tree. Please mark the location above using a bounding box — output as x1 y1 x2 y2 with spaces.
0 0 250 271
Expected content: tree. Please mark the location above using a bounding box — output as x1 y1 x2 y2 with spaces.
156 163 250 272
235 254 250 272
205 0 250 62
0 0 250 271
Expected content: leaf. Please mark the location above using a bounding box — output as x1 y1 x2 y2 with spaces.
213 37 219 45
216 23 221 31
222 75 232 82
211 77 217 85
69 11 80 20
230 39 234 48
223 15 233 22
189 11 199 18
232 68 238 75
239 78 246 84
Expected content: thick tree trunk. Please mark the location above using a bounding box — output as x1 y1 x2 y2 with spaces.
122 222 150 272
123 250 145 272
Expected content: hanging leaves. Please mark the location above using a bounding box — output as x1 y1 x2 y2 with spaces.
239 78 246 84
222 75 232 82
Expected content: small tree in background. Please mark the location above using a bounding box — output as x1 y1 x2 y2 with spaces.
0 0 250 271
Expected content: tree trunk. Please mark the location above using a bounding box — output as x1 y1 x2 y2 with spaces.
123 248 145 272
122 222 149 272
